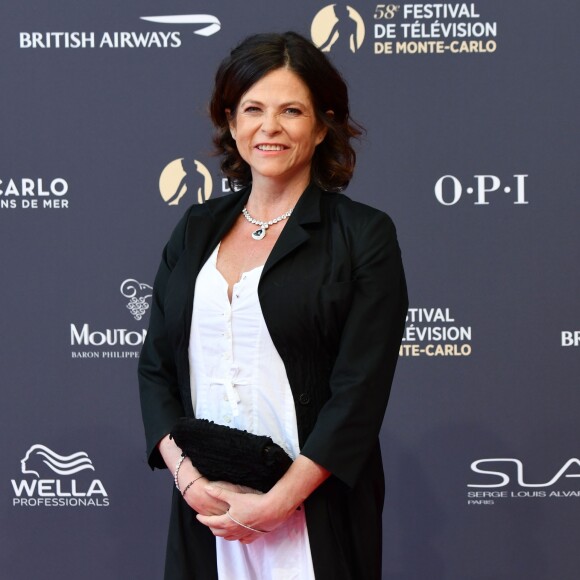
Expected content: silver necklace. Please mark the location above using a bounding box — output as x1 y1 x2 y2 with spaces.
241 206 293 240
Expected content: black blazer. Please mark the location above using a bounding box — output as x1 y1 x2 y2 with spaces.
139 182 408 579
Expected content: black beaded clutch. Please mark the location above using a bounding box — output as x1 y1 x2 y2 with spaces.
170 418 293 493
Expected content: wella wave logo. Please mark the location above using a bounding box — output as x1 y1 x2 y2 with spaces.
12 444 109 507
20 444 95 476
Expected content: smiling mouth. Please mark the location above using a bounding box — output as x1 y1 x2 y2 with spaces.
256 144 287 151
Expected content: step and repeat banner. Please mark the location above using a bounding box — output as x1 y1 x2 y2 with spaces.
2 1 579 578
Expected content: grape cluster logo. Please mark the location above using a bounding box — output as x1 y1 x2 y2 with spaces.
121 279 153 321
311 4 365 53
159 158 213 205
12 444 109 507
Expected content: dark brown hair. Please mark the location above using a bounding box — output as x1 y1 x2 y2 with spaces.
209 32 363 192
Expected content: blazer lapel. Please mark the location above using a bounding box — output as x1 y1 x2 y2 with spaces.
262 182 322 280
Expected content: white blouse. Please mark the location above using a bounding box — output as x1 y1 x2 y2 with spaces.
188 244 315 580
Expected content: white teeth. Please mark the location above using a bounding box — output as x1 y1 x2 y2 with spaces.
257 144 284 151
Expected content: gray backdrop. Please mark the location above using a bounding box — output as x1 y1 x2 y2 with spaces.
2 1 579 578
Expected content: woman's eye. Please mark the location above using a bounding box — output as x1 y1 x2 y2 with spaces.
284 108 301 115
244 106 261 113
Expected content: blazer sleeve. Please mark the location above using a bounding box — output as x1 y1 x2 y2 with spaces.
138 208 192 470
300 210 408 488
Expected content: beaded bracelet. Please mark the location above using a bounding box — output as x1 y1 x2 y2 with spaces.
182 475 204 497
173 453 186 491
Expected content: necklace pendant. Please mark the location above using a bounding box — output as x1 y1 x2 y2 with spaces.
252 228 266 241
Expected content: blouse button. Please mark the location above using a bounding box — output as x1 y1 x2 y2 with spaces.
298 393 310 405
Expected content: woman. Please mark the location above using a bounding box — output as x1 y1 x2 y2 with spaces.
139 32 408 579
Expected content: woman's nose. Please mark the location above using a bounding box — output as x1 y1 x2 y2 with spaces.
261 112 281 134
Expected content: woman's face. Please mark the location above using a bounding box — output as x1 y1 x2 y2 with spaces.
228 68 327 187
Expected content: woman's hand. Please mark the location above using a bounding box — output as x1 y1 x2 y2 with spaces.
196 485 286 544
158 434 230 516
180 473 228 516
196 455 331 544
184 479 262 518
